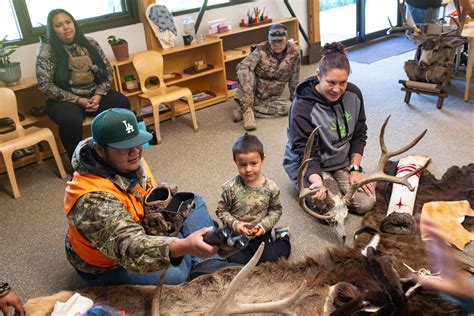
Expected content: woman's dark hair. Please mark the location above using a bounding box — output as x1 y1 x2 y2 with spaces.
318 42 351 76
232 133 264 161
46 9 107 89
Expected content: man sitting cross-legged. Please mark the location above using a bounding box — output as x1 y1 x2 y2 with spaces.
64 108 231 286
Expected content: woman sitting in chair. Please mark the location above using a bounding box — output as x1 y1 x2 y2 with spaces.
35 8 130 161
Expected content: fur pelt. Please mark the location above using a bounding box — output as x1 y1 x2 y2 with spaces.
25 164 473 316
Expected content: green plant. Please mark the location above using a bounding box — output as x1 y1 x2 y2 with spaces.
0 35 20 67
107 35 127 46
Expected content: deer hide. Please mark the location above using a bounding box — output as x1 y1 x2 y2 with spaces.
421 200 474 251
25 164 473 315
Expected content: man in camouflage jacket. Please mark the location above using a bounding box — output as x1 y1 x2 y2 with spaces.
234 23 301 130
64 109 228 286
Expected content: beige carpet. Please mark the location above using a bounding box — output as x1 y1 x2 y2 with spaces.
0 48 473 302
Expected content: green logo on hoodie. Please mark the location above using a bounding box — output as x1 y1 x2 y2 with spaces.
330 111 352 138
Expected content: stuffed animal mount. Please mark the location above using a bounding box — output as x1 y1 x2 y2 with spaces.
297 115 429 242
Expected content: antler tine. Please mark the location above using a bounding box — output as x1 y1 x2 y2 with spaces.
208 243 265 315
375 116 427 172
208 243 306 315
344 116 428 203
225 281 307 315
297 127 334 221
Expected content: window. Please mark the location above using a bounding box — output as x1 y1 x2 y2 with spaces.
0 0 138 45
159 0 252 15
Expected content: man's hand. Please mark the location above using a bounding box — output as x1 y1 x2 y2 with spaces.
308 174 327 201
169 227 218 259
0 291 25 316
349 171 375 196
235 221 253 236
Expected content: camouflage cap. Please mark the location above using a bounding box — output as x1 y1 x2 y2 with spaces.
92 108 152 149
268 23 288 42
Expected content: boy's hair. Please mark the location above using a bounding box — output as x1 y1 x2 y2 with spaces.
232 133 264 161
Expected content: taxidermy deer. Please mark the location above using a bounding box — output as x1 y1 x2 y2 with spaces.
389 17 466 84
297 116 429 242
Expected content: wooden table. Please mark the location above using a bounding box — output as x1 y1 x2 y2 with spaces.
461 20 474 101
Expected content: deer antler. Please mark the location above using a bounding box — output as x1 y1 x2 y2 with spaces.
207 243 307 316
343 115 430 204
297 126 335 221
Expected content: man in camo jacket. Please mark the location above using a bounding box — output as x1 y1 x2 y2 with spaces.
234 23 301 131
64 109 229 286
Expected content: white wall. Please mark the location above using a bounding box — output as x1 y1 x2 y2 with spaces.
13 0 308 78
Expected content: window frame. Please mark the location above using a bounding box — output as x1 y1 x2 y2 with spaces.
170 0 254 16
9 0 139 46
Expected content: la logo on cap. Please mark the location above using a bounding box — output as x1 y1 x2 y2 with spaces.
122 120 135 134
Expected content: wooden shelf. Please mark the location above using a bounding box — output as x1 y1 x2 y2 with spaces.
112 37 227 128
210 17 299 39
0 149 53 173
140 93 227 126
227 89 238 98
207 17 300 81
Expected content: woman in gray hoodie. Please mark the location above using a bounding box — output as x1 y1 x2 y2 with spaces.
283 42 375 215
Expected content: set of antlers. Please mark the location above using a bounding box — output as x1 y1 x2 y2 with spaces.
152 243 307 315
297 115 430 223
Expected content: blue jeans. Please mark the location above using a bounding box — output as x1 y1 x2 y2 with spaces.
77 194 221 286
406 4 440 25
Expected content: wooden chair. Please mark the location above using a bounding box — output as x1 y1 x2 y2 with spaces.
0 88 66 198
132 51 198 144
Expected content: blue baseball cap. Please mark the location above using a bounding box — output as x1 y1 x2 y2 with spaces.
92 109 152 149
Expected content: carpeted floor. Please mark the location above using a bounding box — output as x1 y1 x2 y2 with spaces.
348 36 417 64
0 47 472 304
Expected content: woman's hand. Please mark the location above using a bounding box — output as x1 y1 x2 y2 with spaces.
308 174 327 201
349 171 375 196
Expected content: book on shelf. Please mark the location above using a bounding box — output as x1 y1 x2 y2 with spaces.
139 104 170 116
226 80 239 90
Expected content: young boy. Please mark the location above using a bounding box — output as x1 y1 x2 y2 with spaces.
215 133 291 264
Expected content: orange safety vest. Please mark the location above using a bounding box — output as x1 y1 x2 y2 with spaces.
64 161 156 268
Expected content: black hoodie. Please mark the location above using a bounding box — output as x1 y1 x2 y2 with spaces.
283 76 367 183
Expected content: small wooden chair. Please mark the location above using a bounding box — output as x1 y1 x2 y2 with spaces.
0 87 67 198
132 51 198 144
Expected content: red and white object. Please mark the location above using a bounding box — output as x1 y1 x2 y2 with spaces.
386 155 429 217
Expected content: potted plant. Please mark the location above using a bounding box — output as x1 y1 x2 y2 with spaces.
107 35 129 61
0 35 21 86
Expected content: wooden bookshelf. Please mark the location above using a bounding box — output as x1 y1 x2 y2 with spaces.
111 37 228 121
208 17 300 89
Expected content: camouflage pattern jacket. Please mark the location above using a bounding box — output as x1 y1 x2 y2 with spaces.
236 41 300 102
65 138 179 275
36 37 113 103
215 175 282 236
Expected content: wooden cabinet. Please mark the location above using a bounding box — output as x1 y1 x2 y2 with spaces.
208 17 300 97
0 78 95 173
111 37 227 127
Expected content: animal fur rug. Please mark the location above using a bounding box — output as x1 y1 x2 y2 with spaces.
25 164 474 315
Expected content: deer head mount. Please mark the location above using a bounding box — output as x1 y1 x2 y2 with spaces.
297 115 430 242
